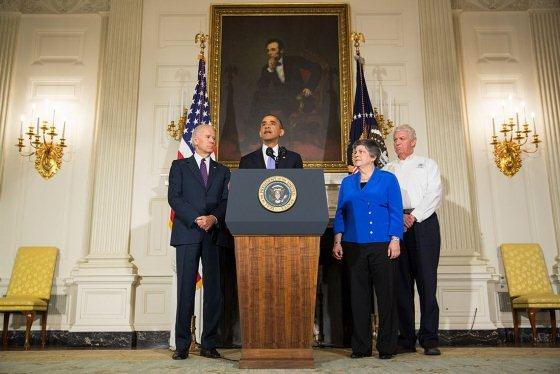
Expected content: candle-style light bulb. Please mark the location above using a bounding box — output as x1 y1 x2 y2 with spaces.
62 121 66 138
492 117 496 137
20 115 24 137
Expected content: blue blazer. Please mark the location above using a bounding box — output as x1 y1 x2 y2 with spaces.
168 156 230 246
333 169 403 244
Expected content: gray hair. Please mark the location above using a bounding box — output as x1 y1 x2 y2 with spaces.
352 139 381 160
394 124 417 140
192 123 215 140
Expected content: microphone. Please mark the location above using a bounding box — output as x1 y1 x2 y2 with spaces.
266 147 275 159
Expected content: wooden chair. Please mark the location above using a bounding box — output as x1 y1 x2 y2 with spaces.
0 247 58 350
500 243 560 344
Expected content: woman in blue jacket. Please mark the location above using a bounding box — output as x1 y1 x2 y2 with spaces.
333 139 403 359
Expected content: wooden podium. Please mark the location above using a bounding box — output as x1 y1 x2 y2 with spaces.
226 170 328 369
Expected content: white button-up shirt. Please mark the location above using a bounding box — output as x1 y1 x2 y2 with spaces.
384 153 442 223
193 152 210 174
261 144 279 166
267 57 285 83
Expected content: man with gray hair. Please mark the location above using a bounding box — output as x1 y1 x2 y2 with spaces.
384 124 443 356
168 124 230 360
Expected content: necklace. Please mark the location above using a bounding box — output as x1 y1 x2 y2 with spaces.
360 170 373 183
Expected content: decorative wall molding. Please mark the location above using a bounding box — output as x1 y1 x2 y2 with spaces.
0 12 20 197
33 30 85 64
148 198 171 257
151 104 177 174
474 27 518 62
452 0 560 11
354 13 404 47
364 63 408 86
478 75 521 98
529 10 560 275
0 0 109 13
155 64 196 87
157 13 206 48
419 0 482 257
30 77 82 100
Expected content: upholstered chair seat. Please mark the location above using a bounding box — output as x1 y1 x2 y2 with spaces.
0 297 48 311
512 293 560 309
500 243 559 344
1 247 58 350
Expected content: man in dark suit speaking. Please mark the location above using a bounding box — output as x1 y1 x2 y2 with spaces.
168 124 230 360
239 114 303 169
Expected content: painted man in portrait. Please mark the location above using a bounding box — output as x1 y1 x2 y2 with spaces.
251 38 322 130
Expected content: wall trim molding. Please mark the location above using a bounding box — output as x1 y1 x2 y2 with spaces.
0 0 109 14
1 329 558 348
451 0 560 11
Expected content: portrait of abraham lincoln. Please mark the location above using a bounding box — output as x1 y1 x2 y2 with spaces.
209 4 351 170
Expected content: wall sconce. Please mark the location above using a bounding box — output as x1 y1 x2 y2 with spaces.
15 111 68 179
490 111 541 177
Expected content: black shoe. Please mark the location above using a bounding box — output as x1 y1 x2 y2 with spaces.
200 348 221 358
395 346 417 355
424 347 441 356
350 352 372 358
379 353 393 359
172 349 189 360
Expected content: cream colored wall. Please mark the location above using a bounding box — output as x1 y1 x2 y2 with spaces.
458 11 558 278
0 13 101 312
130 0 429 329
1 1 557 333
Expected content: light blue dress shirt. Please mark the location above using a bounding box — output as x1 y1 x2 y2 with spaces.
333 169 404 244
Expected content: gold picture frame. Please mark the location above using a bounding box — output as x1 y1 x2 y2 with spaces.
209 3 352 171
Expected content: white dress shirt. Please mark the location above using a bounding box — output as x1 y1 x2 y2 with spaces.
193 152 210 174
261 144 279 166
267 57 285 83
383 153 442 223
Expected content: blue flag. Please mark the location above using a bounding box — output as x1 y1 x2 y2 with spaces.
347 55 388 167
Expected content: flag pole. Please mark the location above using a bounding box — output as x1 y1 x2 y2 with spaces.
195 32 208 61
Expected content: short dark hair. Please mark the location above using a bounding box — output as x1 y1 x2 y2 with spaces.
352 139 380 160
265 38 285 51
261 114 284 128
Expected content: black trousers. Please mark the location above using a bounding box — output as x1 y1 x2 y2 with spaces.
175 234 222 351
397 213 441 349
344 242 398 355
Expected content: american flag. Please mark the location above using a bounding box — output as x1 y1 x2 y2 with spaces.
347 55 388 168
177 57 212 159
170 56 211 288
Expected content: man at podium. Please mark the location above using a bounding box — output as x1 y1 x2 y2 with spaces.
220 114 303 347
239 114 303 169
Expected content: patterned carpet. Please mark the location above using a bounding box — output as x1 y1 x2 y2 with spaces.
1 347 559 373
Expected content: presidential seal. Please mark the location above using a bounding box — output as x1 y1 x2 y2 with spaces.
258 176 297 212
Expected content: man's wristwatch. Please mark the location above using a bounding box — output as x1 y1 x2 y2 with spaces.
391 236 400 242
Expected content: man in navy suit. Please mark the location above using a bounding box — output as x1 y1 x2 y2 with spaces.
168 124 230 360
219 114 301 346
239 114 303 169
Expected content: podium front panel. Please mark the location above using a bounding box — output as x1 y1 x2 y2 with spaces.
226 169 329 235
